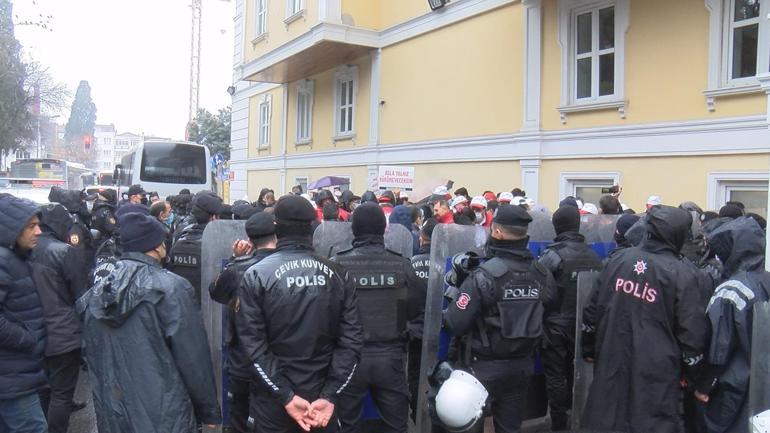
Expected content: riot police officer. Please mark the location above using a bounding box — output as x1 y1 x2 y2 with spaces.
444 205 557 433
167 192 223 304
332 203 427 433
210 212 277 433
537 205 602 431
91 189 118 255
236 195 363 433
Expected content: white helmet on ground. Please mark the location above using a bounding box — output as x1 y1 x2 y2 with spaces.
434 370 489 432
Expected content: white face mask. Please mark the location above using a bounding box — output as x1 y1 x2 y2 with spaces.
474 211 484 223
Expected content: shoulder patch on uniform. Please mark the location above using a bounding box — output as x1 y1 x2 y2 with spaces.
480 258 508 278
69 234 80 246
456 292 471 310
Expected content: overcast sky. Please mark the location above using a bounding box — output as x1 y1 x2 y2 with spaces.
13 0 235 140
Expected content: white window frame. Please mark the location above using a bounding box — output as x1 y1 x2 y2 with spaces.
559 171 621 201
707 170 769 210
335 175 352 192
295 80 314 145
258 94 272 149
294 176 309 193
254 0 268 42
557 0 629 123
333 65 358 140
285 0 305 24
704 0 770 108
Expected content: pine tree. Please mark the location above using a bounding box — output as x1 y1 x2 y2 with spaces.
64 80 97 166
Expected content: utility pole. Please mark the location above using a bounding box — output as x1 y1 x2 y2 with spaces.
189 0 202 123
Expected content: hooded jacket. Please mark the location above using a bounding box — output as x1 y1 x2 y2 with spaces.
79 252 221 432
389 205 420 256
697 217 770 433
581 206 710 433
30 204 89 356
0 195 48 400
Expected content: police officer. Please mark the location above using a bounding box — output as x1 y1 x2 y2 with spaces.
444 205 557 433
48 186 94 266
236 195 363 433
91 189 118 254
209 212 277 433
537 205 602 431
167 191 223 304
332 203 427 433
581 205 708 433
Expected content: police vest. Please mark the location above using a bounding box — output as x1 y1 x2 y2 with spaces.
479 257 546 356
552 242 602 321
410 253 431 283
335 249 409 343
169 228 203 304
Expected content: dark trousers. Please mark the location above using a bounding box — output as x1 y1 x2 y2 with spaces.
39 349 80 433
470 358 531 433
229 376 257 433
253 391 338 433
541 328 575 431
407 340 422 422
338 351 409 433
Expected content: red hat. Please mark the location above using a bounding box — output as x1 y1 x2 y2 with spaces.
483 192 496 202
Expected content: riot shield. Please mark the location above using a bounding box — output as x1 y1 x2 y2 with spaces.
571 271 600 430
749 301 770 430
313 221 354 258
416 224 486 433
580 214 620 258
528 210 556 257
384 223 414 258
201 220 248 433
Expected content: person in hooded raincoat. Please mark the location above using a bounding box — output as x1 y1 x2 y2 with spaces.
79 212 221 433
695 217 770 433
581 205 709 433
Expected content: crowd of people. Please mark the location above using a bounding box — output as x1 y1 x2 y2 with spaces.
0 180 766 433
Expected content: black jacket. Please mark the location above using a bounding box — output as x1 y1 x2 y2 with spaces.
168 223 206 300
698 217 770 433
79 252 221 432
444 238 557 360
411 245 431 284
31 205 89 356
0 197 47 400
236 236 363 405
581 206 710 433
92 201 118 238
538 232 602 330
332 236 427 350
210 248 275 379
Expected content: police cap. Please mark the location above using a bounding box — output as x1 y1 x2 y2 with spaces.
493 205 532 227
193 193 224 215
245 212 275 238
274 195 316 223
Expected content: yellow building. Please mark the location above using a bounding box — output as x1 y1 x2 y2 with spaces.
229 0 770 214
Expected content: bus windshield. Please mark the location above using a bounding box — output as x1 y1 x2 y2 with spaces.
140 142 207 184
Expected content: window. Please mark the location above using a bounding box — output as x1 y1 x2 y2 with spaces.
557 0 629 119
287 0 303 17
294 176 308 193
14 150 30 159
296 80 314 144
728 0 767 81
258 94 272 148
708 171 768 215
256 0 268 38
333 66 357 138
574 6 615 100
560 172 620 206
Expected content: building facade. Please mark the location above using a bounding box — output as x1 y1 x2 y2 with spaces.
229 0 770 214
94 124 117 171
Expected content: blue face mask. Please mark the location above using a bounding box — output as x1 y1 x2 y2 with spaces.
165 212 175 226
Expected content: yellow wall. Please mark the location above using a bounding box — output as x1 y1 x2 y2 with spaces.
540 0 766 130
341 0 381 29
285 165 370 193
243 0 319 64
247 86 285 158
286 54 372 153
379 5 524 144
379 0 431 29
411 161 522 199
246 169 282 201
539 154 770 211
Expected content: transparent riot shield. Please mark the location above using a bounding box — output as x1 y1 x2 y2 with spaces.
580 214 620 258
416 224 487 433
749 301 770 431
201 220 248 433
571 271 600 430
313 221 354 258
384 223 414 258
528 210 556 257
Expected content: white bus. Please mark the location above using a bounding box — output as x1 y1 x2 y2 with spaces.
116 140 212 199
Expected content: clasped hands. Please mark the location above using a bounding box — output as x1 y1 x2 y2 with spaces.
285 396 335 432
